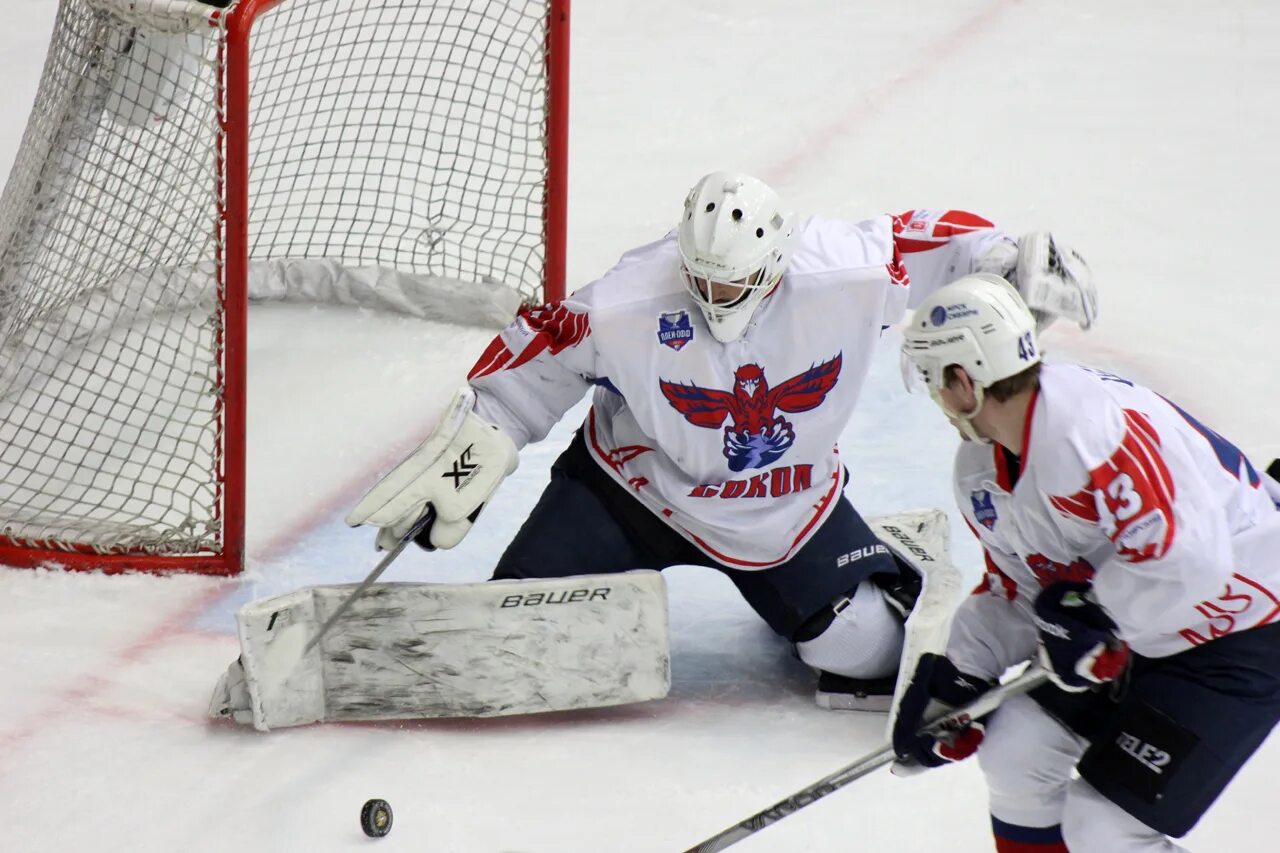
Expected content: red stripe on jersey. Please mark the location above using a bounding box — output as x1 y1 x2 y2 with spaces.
973 550 1018 601
936 209 996 235
892 209 995 253
887 240 909 287
894 235 951 254
1233 573 1280 627
467 335 515 380
1051 409 1177 562
467 300 591 380
1050 489 1100 522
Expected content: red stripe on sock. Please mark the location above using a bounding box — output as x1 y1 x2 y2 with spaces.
994 835 1069 852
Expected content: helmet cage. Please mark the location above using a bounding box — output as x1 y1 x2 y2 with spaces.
677 172 795 342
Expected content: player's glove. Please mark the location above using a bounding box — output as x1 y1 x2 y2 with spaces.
891 653 993 775
977 231 1096 331
1033 581 1130 692
346 387 518 552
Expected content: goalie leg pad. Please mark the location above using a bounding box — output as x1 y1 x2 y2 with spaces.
212 571 670 731
867 509 964 732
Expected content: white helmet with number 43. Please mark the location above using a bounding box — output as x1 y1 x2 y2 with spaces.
677 171 796 343
900 273 1041 439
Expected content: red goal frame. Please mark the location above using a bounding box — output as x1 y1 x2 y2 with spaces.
0 0 570 576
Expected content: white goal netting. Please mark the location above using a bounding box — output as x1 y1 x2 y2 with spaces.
0 0 560 569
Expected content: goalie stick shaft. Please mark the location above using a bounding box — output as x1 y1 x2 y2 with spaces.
301 509 436 656
680 664 1051 853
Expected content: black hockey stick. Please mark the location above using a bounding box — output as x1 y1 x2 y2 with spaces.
300 507 437 656
680 663 1051 853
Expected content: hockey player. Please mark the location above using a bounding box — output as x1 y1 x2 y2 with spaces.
893 274 1280 850
347 172 1095 709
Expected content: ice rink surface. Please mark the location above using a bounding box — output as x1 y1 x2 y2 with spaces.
1 1 1278 850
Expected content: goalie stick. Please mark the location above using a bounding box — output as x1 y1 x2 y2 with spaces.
300 508 437 656
680 663 1051 853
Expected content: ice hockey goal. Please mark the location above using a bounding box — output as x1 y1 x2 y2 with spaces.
0 0 569 574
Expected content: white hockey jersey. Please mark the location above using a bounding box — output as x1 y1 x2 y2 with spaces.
949 363 1280 680
467 209 1008 568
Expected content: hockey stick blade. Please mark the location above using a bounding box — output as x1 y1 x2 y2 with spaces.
680 664 1051 853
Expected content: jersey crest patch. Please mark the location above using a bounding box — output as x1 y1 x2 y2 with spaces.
970 489 998 530
656 310 694 351
659 355 842 472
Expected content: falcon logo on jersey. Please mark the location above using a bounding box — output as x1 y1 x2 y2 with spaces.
656 310 694 351
659 355 842 472
970 490 998 530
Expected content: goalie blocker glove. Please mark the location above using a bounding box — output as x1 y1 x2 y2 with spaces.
346 387 518 551
1033 580 1130 692
976 231 1097 331
891 652 993 774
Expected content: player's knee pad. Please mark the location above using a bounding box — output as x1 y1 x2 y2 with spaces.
980 694 1085 828
794 580 903 679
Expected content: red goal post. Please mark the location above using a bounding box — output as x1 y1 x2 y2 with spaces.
0 0 570 575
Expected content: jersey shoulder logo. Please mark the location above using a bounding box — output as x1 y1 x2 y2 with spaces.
970 489 998 530
659 354 842 472
656 310 694 351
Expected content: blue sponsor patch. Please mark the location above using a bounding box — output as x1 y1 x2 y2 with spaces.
971 489 998 530
657 310 694 351
930 305 947 327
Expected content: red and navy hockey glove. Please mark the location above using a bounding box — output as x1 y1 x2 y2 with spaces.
1033 581 1130 692
891 653 993 772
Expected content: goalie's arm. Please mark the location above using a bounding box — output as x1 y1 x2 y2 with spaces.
348 294 604 552
891 209 1097 331
465 296 600 449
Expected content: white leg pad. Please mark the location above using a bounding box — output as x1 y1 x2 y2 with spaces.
867 509 965 736
211 571 670 731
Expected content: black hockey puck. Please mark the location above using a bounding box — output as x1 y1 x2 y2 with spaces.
360 798 393 838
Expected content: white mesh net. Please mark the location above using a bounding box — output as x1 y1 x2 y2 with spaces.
0 0 558 567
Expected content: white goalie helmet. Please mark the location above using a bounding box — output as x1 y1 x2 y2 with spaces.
901 273 1041 441
677 171 796 343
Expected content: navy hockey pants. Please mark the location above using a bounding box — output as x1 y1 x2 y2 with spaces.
1032 619 1280 837
491 429 898 640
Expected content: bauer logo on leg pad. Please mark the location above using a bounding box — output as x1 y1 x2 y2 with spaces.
499 587 611 607
878 524 936 563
